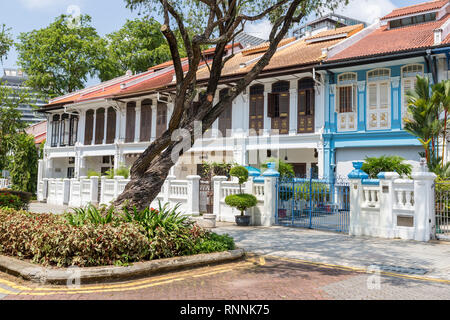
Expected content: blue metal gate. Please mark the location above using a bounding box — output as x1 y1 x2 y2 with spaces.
276 176 350 233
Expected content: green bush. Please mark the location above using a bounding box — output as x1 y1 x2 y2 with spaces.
193 232 235 254
0 189 31 210
225 193 257 216
229 166 249 185
87 170 101 178
65 204 118 227
0 193 23 210
362 155 412 179
0 209 150 267
105 166 130 179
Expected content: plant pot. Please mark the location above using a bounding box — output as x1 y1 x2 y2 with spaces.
235 215 251 226
202 214 217 228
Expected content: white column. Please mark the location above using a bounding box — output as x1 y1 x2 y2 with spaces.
289 86 298 135
378 172 399 238
62 178 71 205
349 178 363 237
91 109 97 145
412 172 437 242
151 101 157 140
103 107 108 144
263 83 271 135
135 100 141 143
187 175 200 216
42 178 49 202
164 175 176 203
262 176 278 227
78 110 86 145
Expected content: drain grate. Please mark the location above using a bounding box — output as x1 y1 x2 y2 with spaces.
369 264 429 275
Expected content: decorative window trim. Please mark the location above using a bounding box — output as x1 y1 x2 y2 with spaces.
401 64 424 79
337 72 357 86
367 68 391 82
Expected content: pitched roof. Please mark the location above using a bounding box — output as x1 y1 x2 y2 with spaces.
305 24 364 40
328 13 450 61
381 0 448 20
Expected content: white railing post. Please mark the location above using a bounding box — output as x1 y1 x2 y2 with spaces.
412 171 437 242
348 162 369 236
378 172 399 238
42 178 49 202
90 176 99 205
187 175 201 216
213 176 228 221
262 162 279 227
100 176 107 205
62 178 71 205
164 175 176 204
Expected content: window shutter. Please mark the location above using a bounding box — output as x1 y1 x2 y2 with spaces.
368 83 377 109
106 107 116 144
380 82 389 108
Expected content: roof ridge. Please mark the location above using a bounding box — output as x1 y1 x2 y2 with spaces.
390 0 445 12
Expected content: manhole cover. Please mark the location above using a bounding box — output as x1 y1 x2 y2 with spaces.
369 264 429 275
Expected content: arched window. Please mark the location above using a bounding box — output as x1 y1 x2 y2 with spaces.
95 108 105 145
249 84 264 136
336 73 357 113
140 99 152 142
268 81 290 134
60 114 70 147
366 69 391 130
84 110 94 145
401 64 424 125
218 88 232 137
69 113 78 146
51 114 60 147
298 78 315 133
125 102 136 143
106 107 116 144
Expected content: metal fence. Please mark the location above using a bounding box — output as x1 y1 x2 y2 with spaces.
276 176 350 233
435 179 450 240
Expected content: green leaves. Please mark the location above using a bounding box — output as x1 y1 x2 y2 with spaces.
225 193 257 215
0 24 13 64
8 134 39 194
361 155 412 179
16 14 104 98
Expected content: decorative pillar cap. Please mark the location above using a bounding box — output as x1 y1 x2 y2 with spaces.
245 166 261 177
377 172 399 180
348 162 369 180
262 162 280 177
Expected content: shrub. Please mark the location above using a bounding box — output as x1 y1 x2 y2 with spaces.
65 204 118 227
193 232 235 254
105 166 130 179
229 166 249 185
362 155 412 179
87 170 101 178
225 193 257 216
0 189 31 210
0 193 22 210
0 209 150 267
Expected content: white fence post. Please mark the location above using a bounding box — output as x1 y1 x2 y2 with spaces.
261 162 279 227
187 175 201 216
213 176 228 221
90 176 99 205
378 172 399 238
40 178 49 202
348 162 368 236
412 171 437 242
62 178 71 205
164 175 176 204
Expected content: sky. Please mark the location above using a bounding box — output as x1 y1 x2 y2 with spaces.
0 0 429 81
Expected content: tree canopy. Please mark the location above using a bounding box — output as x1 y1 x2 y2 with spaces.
0 24 13 64
16 14 105 98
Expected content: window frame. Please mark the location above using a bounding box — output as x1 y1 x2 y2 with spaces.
401 64 424 127
366 68 391 130
336 72 357 114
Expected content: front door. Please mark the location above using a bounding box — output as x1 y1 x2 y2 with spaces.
298 88 314 133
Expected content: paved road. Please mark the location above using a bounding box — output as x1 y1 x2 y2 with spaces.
214 223 450 281
0 255 449 300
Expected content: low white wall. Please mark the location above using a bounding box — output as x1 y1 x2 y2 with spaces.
349 171 436 242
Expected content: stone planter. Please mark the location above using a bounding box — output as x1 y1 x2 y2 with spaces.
235 214 251 226
202 214 217 228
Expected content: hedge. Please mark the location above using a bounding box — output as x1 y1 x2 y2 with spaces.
0 189 32 210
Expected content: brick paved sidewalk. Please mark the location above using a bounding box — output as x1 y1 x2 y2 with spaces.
214 223 450 281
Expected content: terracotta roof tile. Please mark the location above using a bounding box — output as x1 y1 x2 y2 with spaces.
381 0 448 20
305 24 364 40
241 37 296 56
329 14 450 61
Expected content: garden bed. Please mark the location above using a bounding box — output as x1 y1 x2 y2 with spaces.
0 203 236 272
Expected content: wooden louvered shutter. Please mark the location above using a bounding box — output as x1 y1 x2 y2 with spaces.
106 107 116 144
84 110 94 145
156 102 167 138
125 102 136 143
140 100 152 142
268 93 276 118
95 108 105 145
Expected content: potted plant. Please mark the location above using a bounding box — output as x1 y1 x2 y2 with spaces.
224 166 257 226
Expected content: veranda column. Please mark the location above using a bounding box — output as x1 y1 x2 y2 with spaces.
289 83 298 135
91 109 97 145
134 100 141 143
151 101 157 140
263 83 271 136
78 110 86 145
103 107 108 144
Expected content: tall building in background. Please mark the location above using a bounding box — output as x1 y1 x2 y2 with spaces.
293 13 367 39
0 68 46 124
